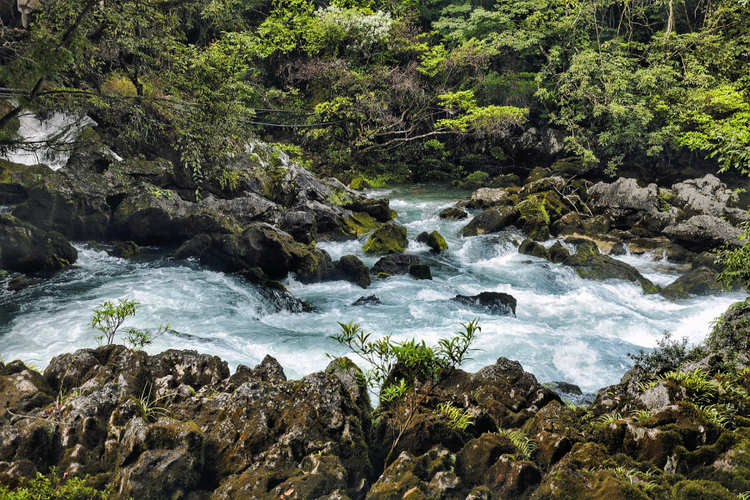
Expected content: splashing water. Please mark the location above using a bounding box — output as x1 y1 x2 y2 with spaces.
0 183 744 394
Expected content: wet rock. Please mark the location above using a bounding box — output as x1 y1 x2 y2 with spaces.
0 160 51 204
663 215 742 252
452 292 517 317
343 197 392 223
110 240 139 259
460 206 518 237
638 382 687 412
548 241 571 263
416 231 448 252
353 295 381 306
371 254 420 275
522 216 550 241
562 252 659 293
279 210 317 244
661 267 728 300
409 264 432 280
0 215 77 273
692 252 725 273
328 255 371 289
467 188 511 209
438 207 468 220
547 381 583 396
363 222 408 254
518 239 549 260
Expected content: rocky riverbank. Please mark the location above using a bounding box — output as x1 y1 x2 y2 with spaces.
1 301 750 500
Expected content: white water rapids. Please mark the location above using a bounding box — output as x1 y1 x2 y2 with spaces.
0 183 745 396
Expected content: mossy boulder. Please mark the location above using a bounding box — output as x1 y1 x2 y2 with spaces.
416 230 448 252
110 240 139 259
522 216 550 241
519 239 549 260
344 197 392 223
0 160 52 204
367 448 461 500
661 266 728 300
0 214 77 273
438 207 468 220
562 253 659 294
363 222 408 254
328 254 371 288
467 188 511 209
548 241 571 263
460 206 518 237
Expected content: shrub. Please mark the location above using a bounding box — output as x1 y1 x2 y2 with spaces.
329 319 480 466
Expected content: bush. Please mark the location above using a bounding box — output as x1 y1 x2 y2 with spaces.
628 331 703 375
329 319 480 466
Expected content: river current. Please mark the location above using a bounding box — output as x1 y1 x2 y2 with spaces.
1 183 745 395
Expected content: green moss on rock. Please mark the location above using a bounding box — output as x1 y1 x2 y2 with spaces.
363 222 408 254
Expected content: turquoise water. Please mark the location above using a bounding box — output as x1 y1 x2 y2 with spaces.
1 183 744 393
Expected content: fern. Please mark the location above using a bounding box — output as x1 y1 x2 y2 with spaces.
436 402 474 431
497 429 537 459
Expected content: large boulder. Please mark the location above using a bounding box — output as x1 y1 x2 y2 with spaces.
662 215 742 252
467 188 511 209
0 160 52 204
438 207 468 220
0 215 77 273
171 223 332 282
328 255 371 288
587 177 676 232
371 254 420 275
562 252 659 293
661 267 729 300
460 206 518 237
363 222 408 254
671 174 747 223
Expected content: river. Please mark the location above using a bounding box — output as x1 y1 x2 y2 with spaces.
0 183 744 396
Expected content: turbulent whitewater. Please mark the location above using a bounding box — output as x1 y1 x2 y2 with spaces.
0 183 744 394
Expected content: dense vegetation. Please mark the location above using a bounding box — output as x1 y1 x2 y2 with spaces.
0 0 748 185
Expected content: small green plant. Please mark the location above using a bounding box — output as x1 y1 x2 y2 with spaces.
123 323 176 350
137 383 171 422
631 409 652 422
436 402 474 431
628 330 702 375
496 429 537 459
0 467 116 499
90 299 177 348
598 412 623 425
91 299 140 346
329 319 480 466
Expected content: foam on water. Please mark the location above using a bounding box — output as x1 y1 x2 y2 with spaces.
1 184 747 392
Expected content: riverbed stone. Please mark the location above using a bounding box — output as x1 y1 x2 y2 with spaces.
0 214 77 273
416 230 448 252
363 222 408 254
661 266 728 300
328 255 371 288
371 254 420 275
562 252 659 293
438 207 468 220
452 292 517 316
460 206 518 237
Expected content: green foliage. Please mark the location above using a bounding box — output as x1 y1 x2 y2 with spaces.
465 171 490 184
496 428 537 459
0 467 116 499
515 195 550 224
90 299 177 348
707 298 750 360
628 331 703 375
717 219 750 291
90 299 139 346
123 324 176 350
137 383 172 422
329 319 480 465
436 401 474 431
